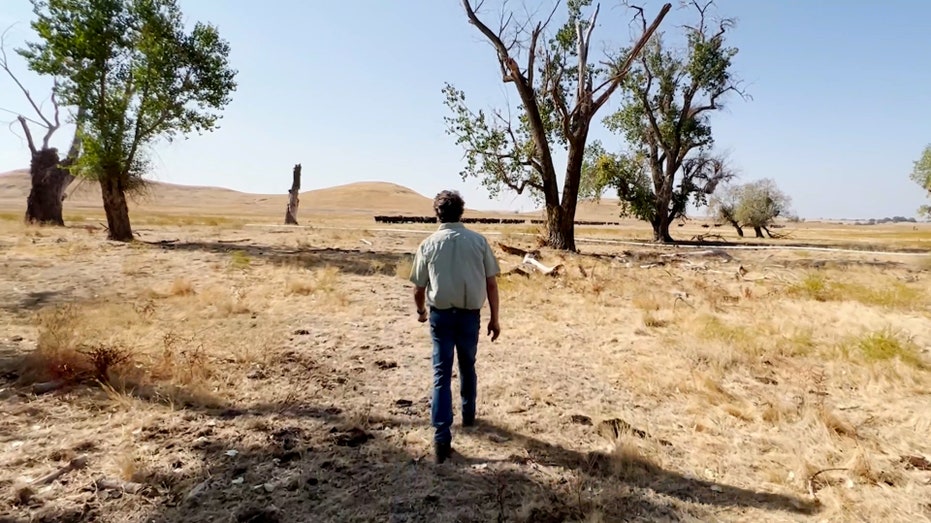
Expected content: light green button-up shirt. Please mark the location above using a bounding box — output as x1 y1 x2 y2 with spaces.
409 222 500 310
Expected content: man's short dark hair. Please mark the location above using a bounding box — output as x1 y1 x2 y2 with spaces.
433 190 465 223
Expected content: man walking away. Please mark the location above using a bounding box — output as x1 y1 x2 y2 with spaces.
409 190 501 464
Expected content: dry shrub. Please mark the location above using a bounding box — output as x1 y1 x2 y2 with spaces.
22 305 135 385
79 345 133 383
287 278 316 296
393 256 413 280
814 407 858 439
22 304 90 384
285 265 349 308
116 451 146 483
169 277 195 296
367 259 386 275
199 286 252 317
605 437 662 481
218 297 251 316
642 311 668 328
631 293 661 311
151 332 213 386
582 273 608 296
22 299 219 407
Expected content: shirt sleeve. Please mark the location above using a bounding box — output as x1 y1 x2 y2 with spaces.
409 243 429 288
483 239 500 278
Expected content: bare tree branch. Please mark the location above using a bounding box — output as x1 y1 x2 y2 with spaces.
462 0 560 202
63 106 86 164
41 81 62 149
0 107 45 127
16 115 37 154
1 24 66 155
591 3 671 112
1 25 56 130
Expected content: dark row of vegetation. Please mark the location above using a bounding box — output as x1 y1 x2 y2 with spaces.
372 215 621 226
855 217 921 225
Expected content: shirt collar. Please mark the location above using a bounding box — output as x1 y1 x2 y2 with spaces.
438 222 465 230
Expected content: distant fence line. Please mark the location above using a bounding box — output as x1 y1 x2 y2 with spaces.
372 215 622 226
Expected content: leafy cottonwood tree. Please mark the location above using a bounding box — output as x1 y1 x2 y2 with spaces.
709 178 791 238
589 0 746 242
443 0 671 251
18 0 237 241
911 144 931 218
1 27 84 226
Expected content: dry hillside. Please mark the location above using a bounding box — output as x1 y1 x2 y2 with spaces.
0 170 464 220
1 169 641 224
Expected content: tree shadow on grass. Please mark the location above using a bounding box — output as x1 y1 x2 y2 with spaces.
145 240 412 277
133 408 686 523
0 373 821 523
0 290 68 316
133 404 818 523
471 419 818 517
0 336 820 522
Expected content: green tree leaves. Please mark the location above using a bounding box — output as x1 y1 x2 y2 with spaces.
593 1 745 242
710 178 792 237
19 0 237 183
443 0 670 250
18 0 237 239
910 144 931 217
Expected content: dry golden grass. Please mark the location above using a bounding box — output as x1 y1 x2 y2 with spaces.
0 210 928 522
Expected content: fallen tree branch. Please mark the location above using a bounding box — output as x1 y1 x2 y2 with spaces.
216 238 251 244
522 253 562 276
690 233 727 243
33 456 87 486
807 468 848 499
504 266 533 277
93 477 152 496
671 291 694 311
498 242 540 258
32 380 66 395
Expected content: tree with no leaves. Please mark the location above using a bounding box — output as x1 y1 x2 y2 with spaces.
443 0 672 251
588 0 747 243
910 144 931 218
1 26 84 226
18 0 237 241
709 178 792 238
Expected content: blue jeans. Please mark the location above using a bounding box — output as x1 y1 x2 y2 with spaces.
429 307 481 444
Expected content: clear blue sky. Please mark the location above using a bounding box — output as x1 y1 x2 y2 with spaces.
1 0 929 220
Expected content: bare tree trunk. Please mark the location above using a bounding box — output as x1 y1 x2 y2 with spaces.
727 220 744 237
651 191 675 243
24 148 74 226
652 215 674 243
284 163 301 225
545 205 575 251
753 226 764 238
100 175 133 241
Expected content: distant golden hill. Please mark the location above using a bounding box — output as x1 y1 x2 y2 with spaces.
0 168 627 222
0 170 449 218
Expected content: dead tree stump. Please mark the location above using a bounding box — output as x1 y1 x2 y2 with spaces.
284 163 301 225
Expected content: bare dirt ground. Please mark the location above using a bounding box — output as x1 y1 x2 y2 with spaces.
0 210 929 523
